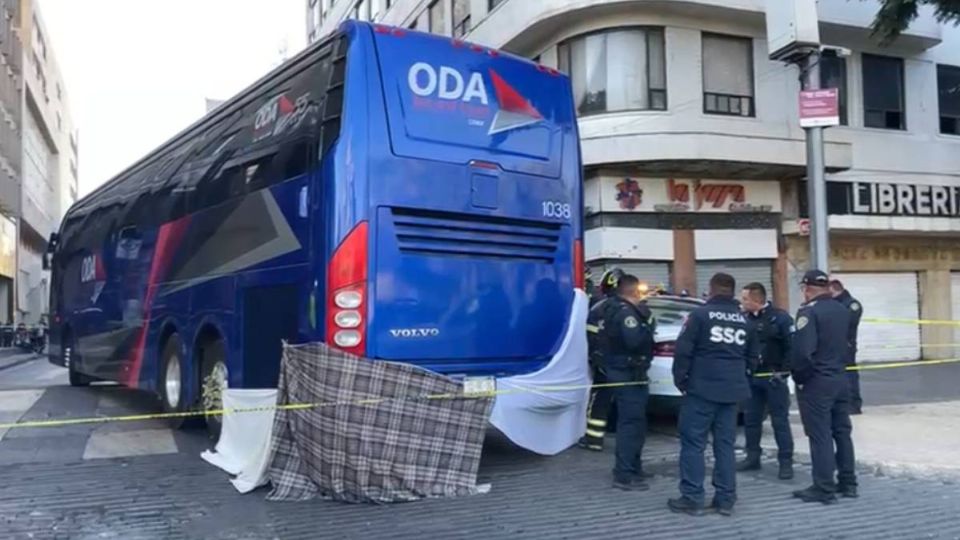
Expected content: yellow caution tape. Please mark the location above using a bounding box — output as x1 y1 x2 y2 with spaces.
864 317 960 326
2 356 960 431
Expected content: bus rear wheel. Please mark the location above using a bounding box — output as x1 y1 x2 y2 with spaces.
159 334 198 429
200 338 228 441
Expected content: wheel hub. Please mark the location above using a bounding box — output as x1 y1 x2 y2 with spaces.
165 355 181 410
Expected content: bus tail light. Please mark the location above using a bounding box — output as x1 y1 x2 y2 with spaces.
327 222 369 357
573 239 585 290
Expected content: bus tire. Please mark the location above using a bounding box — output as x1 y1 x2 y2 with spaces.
200 338 228 441
65 332 92 387
159 334 199 430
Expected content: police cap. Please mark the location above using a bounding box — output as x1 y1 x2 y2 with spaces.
800 269 830 286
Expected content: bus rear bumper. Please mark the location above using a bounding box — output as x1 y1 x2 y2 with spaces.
488 289 590 456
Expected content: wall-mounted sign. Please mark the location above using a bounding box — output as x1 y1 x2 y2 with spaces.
825 181 960 217
599 177 781 214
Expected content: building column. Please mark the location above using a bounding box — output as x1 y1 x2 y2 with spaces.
672 229 696 296
918 270 953 360
772 249 790 311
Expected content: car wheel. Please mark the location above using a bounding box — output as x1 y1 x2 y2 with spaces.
200 338 228 441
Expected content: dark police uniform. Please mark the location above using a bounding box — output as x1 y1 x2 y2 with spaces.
834 289 864 413
742 303 795 471
582 295 616 450
602 295 655 488
671 295 759 512
791 277 857 502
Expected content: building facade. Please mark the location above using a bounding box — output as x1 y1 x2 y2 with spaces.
17 0 79 325
0 0 22 323
308 0 960 362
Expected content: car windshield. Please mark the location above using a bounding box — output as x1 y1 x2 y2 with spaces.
646 298 702 326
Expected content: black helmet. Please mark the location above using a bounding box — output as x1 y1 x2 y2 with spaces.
600 268 625 295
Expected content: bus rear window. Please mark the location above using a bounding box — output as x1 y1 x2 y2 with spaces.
372 30 574 178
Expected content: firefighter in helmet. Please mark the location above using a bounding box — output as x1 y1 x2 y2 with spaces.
580 267 625 451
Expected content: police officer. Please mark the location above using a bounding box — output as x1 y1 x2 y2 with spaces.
579 268 625 451
830 279 864 415
792 270 858 504
602 274 655 490
737 282 795 480
669 273 759 516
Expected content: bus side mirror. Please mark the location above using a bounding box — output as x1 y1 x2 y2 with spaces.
42 252 52 270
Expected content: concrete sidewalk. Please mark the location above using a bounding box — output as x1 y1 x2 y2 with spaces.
753 400 960 482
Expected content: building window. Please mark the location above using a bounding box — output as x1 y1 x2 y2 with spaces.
702 33 754 117
409 17 418 30
428 0 444 34
355 0 370 21
453 0 470 38
556 27 666 116
370 0 385 20
937 64 960 136
862 53 905 130
489 0 506 10
819 50 848 125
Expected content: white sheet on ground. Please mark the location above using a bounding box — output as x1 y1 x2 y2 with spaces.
200 388 277 493
489 289 590 456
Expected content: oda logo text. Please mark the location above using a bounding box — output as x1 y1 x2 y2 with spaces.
407 62 490 118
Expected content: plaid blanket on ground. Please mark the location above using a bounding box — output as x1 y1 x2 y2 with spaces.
266 342 493 503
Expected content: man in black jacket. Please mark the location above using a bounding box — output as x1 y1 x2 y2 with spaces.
830 279 864 414
602 274 656 491
792 270 858 504
669 273 759 516
737 282 795 480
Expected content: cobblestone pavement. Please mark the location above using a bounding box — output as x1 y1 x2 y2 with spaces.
1 357 960 539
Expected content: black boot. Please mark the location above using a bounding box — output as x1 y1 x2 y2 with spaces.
778 461 794 480
577 436 603 452
667 497 704 516
710 499 734 517
838 484 859 498
793 486 837 505
736 454 761 472
613 478 649 491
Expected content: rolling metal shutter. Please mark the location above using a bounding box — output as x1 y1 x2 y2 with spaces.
833 272 920 362
695 260 773 302
949 273 960 357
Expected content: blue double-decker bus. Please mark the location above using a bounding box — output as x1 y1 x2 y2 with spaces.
47 22 583 442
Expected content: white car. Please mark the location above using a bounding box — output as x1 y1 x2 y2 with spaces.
644 294 795 412
645 295 705 407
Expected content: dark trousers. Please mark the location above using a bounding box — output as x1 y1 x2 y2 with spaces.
584 369 614 447
797 377 857 493
847 366 862 411
606 364 649 482
678 394 738 508
744 377 794 462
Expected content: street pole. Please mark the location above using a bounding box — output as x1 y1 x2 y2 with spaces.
801 50 830 272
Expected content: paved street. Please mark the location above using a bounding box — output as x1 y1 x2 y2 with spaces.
1 352 960 539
